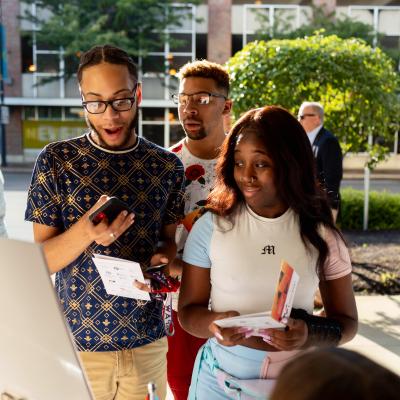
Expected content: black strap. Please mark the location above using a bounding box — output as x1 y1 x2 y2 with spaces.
290 308 342 347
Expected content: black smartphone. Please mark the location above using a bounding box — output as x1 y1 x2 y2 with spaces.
146 264 167 273
89 197 134 225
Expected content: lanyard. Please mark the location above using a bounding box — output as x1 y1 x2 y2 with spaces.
151 292 174 336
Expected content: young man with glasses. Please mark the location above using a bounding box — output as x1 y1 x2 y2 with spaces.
167 60 232 400
298 101 343 222
25 45 185 400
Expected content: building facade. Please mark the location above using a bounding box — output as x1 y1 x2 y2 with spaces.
2 0 400 163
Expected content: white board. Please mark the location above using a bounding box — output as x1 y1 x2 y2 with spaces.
0 238 93 400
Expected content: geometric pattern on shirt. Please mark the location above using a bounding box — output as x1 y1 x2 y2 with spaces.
25 134 185 351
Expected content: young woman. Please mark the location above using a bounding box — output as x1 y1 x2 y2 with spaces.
178 106 358 399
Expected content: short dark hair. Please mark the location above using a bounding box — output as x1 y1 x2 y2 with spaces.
77 45 138 84
178 59 230 95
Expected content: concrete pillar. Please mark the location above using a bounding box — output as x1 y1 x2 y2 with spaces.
207 0 232 64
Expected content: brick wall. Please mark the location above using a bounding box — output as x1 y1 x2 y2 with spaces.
6 108 23 160
207 0 232 64
2 0 23 158
3 0 22 97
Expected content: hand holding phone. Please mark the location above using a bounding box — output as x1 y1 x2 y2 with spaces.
146 264 180 293
89 197 134 225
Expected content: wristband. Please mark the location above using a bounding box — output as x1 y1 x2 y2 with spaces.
147 269 180 294
290 308 342 347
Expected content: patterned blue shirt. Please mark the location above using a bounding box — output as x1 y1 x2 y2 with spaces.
25 134 185 351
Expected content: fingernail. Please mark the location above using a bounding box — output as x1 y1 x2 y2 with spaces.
263 338 273 345
122 210 128 216
245 330 254 339
281 317 288 324
237 327 252 333
261 334 271 341
214 332 224 341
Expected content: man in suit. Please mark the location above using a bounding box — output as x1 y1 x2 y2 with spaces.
298 102 343 221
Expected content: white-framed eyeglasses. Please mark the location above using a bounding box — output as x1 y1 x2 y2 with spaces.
171 91 227 106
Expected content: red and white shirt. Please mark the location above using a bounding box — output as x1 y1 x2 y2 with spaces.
169 139 218 258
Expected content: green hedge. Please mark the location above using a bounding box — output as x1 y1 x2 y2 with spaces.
340 188 400 230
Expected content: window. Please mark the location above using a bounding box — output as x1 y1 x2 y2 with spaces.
36 53 59 73
21 35 34 73
65 107 84 120
170 124 185 147
143 108 165 122
142 125 164 147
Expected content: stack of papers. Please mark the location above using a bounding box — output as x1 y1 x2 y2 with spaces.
92 254 150 300
214 260 299 333
214 311 285 330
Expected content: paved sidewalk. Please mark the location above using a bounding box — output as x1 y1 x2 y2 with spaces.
343 295 400 375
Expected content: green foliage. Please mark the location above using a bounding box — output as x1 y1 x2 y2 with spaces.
340 188 400 230
254 5 398 66
227 34 400 161
256 6 376 47
379 271 398 289
21 0 198 77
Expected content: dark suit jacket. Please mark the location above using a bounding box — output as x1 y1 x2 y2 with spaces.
312 127 343 210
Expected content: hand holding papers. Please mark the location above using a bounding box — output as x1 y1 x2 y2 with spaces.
92 254 150 301
214 260 299 333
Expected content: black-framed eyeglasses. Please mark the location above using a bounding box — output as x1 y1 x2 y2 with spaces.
299 113 317 120
82 84 138 114
171 92 227 106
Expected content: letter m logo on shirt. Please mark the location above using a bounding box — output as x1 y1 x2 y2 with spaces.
261 245 275 255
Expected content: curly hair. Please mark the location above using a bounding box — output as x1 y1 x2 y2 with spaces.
207 105 342 277
178 60 230 95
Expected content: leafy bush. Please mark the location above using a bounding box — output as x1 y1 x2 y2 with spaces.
340 188 400 230
227 34 400 159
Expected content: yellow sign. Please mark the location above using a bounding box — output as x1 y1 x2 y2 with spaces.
23 120 87 149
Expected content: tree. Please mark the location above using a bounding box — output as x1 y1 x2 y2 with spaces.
255 6 376 45
21 0 198 77
227 34 400 163
254 5 399 67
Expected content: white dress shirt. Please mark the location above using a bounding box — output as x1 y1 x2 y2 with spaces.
307 124 323 145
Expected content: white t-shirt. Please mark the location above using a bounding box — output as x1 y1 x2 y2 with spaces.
183 205 352 315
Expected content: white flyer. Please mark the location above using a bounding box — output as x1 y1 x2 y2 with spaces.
92 254 150 301
214 311 285 331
